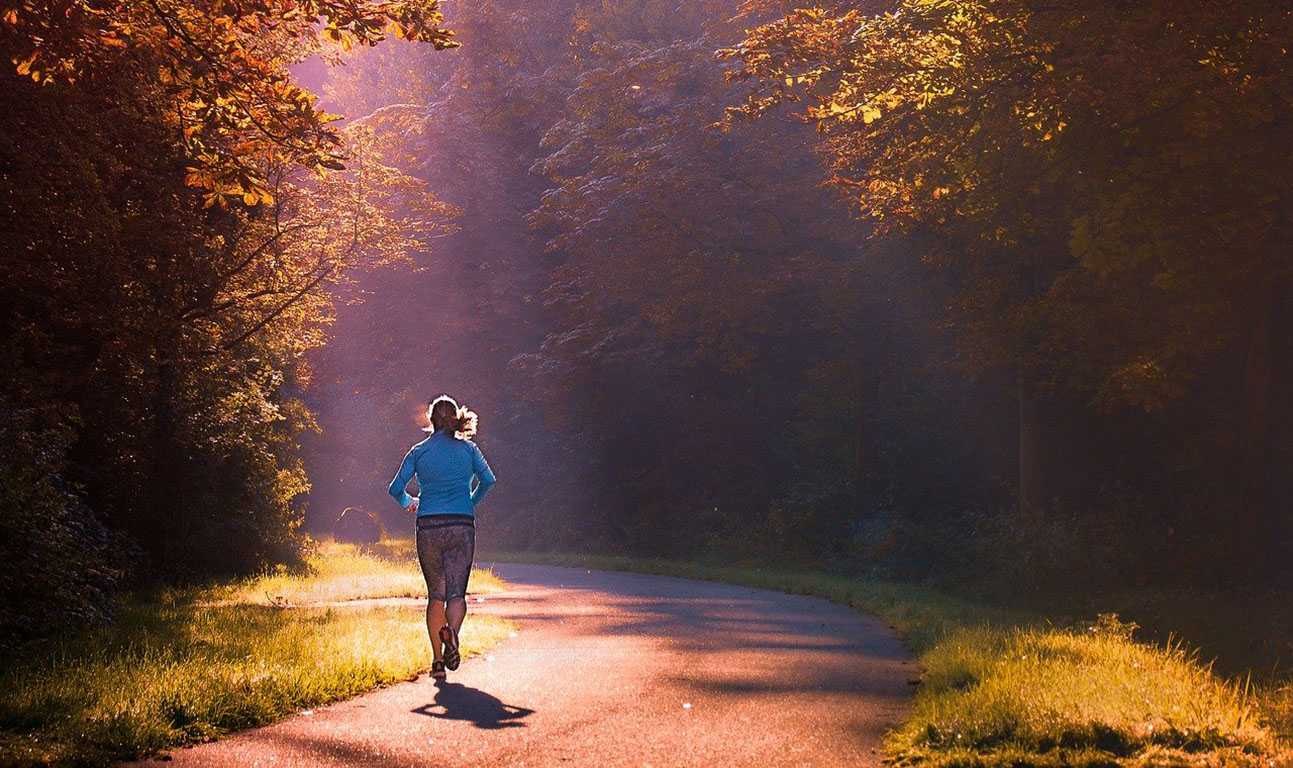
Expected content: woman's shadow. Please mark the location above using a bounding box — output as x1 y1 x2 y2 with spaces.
412 680 535 729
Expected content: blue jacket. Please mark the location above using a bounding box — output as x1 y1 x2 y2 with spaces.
388 431 496 516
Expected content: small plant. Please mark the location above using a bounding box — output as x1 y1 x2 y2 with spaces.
1088 612 1139 641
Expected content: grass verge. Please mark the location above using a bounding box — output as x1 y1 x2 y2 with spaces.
0 540 514 767
480 551 1290 767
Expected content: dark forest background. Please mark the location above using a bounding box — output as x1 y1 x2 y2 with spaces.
2 0 1290 647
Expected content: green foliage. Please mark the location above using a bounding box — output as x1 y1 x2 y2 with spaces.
724 0 1293 405
722 0 1293 569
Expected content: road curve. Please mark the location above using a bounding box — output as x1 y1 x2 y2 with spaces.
142 564 914 767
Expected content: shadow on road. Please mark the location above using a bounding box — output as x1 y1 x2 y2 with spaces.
412 681 535 729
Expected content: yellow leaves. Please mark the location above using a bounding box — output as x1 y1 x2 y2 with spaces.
202 189 230 210
13 51 41 81
242 188 275 206
862 105 882 124
323 24 354 51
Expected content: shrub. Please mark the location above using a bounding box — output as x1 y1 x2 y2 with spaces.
0 402 133 648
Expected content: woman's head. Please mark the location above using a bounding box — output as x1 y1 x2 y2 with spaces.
426 395 478 439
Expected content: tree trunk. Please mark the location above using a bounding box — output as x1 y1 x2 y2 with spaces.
149 327 182 558
1018 370 1044 524
1236 275 1289 577
854 363 881 500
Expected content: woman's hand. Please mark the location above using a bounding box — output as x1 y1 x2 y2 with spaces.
406 497 420 515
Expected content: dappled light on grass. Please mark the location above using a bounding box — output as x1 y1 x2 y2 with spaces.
0 542 515 766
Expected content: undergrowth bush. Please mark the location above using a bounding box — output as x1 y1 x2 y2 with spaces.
0 401 133 649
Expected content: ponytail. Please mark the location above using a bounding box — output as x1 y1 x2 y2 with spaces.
454 406 478 439
428 395 478 439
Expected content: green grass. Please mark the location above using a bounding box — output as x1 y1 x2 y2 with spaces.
892 622 1273 767
0 540 514 767
481 551 1290 767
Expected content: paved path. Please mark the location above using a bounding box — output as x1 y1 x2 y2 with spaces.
142 564 913 767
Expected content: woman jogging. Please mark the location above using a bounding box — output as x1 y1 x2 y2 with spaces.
388 394 497 680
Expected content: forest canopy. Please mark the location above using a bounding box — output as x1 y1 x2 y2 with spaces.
2 0 1290 646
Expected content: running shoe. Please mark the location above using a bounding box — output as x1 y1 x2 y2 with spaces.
439 625 461 670
431 659 446 679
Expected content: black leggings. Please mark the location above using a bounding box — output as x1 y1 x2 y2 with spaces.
415 515 475 601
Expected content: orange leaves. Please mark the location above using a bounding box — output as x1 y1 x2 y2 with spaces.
6 0 456 206
322 22 354 50
241 187 274 206
12 51 40 80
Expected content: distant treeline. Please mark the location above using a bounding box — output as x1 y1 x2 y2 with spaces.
307 0 1292 593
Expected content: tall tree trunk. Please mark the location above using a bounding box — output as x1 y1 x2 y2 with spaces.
854 357 882 503
149 326 182 560
1236 275 1289 577
1018 369 1044 524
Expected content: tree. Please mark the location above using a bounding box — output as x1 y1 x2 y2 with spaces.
519 2 894 552
723 1 1293 564
0 0 459 586
135 121 457 567
3 0 456 204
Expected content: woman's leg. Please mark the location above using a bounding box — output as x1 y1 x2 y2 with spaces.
441 525 476 634
427 599 447 661
445 595 466 635
416 525 450 662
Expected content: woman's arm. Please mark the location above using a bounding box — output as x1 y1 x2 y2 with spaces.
388 448 418 509
469 442 496 506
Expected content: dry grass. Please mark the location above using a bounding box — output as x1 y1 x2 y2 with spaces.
0 539 515 766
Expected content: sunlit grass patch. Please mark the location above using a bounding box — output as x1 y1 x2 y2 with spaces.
888 620 1274 767
0 541 515 766
209 538 504 605
1265 685 1293 745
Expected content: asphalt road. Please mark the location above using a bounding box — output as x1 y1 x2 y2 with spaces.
141 564 913 767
